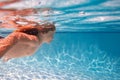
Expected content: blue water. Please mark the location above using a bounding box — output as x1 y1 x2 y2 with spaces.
0 0 120 80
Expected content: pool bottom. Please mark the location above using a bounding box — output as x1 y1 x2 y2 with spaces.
0 32 120 80
0 44 119 80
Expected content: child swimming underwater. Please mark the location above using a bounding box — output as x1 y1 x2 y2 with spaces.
0 21 55 62
0 0 55 62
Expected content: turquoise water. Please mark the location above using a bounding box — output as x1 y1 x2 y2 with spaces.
0 0 120 80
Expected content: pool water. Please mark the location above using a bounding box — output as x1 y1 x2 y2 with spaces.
0 0 120 80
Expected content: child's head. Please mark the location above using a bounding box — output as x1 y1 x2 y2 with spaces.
15 22 56 43
38 22 55 34
37 23 56 43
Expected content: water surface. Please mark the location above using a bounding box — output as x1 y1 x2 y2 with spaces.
0 0 120 80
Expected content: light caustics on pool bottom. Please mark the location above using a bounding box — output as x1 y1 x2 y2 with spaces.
0 0 120 80
0 33 120 80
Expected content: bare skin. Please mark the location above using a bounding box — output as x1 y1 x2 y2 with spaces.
0 0 55 62
0 26 55 62
0 31 40 61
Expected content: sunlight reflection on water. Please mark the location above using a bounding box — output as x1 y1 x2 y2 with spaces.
0 0 120 80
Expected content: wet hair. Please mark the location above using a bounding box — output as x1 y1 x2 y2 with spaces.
39 23 55 34
15 23 55 36
0 36 4 39
17 27 39 36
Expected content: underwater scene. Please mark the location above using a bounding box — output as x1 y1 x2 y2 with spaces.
0 0 120 80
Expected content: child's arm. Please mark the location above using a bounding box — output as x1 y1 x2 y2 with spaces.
0 31 38 61
0 33 18 58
